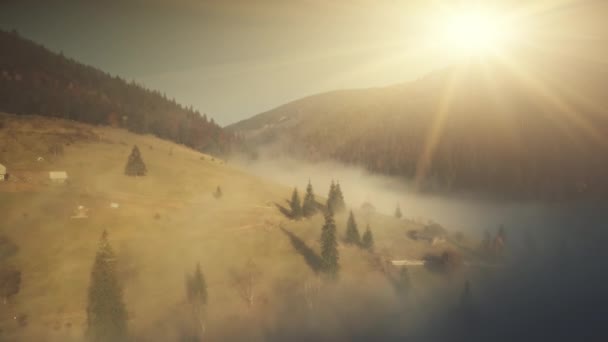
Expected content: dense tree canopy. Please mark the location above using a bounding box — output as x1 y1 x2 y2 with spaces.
0 30 233 155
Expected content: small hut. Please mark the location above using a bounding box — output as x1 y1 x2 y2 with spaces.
0 163 6 181
71 205 89 219
49 171 68 184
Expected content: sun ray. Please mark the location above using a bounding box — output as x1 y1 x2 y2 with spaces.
414 67 461 190
478 58 526 154
495 52 608 150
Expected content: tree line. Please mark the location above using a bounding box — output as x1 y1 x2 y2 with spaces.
0 29 233 155
286 179 375 279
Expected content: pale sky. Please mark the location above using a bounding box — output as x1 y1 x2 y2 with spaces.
1 0 606 125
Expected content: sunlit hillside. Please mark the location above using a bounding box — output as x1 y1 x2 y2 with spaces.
229 49 608 199
0 113 473 341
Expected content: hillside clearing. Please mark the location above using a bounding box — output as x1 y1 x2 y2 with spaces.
0 113 471 341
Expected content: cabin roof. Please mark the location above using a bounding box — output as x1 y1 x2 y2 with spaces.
49 171 68 179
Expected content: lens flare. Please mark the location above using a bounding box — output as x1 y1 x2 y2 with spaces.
442 8 514 56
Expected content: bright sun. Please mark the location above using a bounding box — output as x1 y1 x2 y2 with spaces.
442 8 513 56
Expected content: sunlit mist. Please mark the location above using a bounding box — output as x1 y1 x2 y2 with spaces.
440 7 516 56
1 0 608 341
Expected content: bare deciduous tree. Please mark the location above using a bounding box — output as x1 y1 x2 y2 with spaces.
230 259 261 309
303 276 321 312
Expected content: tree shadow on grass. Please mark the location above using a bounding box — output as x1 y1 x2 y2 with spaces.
275 201 294 219
280 227 322 274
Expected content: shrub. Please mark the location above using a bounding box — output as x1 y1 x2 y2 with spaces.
0 265 21 303
0 235 19 262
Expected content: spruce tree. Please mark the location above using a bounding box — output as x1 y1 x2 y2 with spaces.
327 181 337 213
361 224 374 250
290 187 302 219
333 182 345 212
302 180 317 218
186 263 208 336
213 186 223 199
320 210 339 278
394 203 403 219
124 145 147 176
87 231 128 342
344 210 361 245
186 263 208 306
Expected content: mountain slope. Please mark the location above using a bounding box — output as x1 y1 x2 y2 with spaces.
0 29 231 154
0 113 463 341
228 50 608 199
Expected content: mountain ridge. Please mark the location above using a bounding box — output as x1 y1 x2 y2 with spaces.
0 29 233 155
228 52 608 199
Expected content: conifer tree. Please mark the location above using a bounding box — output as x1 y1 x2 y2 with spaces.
361 224 374 250
344 210 361 245
333 182 345 212
124 145 147 176
320 210 339 278
290 187 302 219
213 186 223 199
87 231 128 342
186 263 208 306
394 203 403 219
186 262 208 337
327 180 337 213
302 180 317 218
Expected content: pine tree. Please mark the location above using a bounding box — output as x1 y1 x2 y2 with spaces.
333 182 345 212
344 210 361 245
361 224 374 250
394 203 403 219
186 263 208 306
186 263 208 337
290 187 302 219
327 180 337 213
213 186 223 199
87 231 128 342
124 145 147 176
302 180 317 218
319 210 339 278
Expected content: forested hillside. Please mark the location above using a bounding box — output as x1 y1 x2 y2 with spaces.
0 29 232 154
229 50 608 199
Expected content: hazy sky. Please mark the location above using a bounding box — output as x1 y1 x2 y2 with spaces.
1 0 606 125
